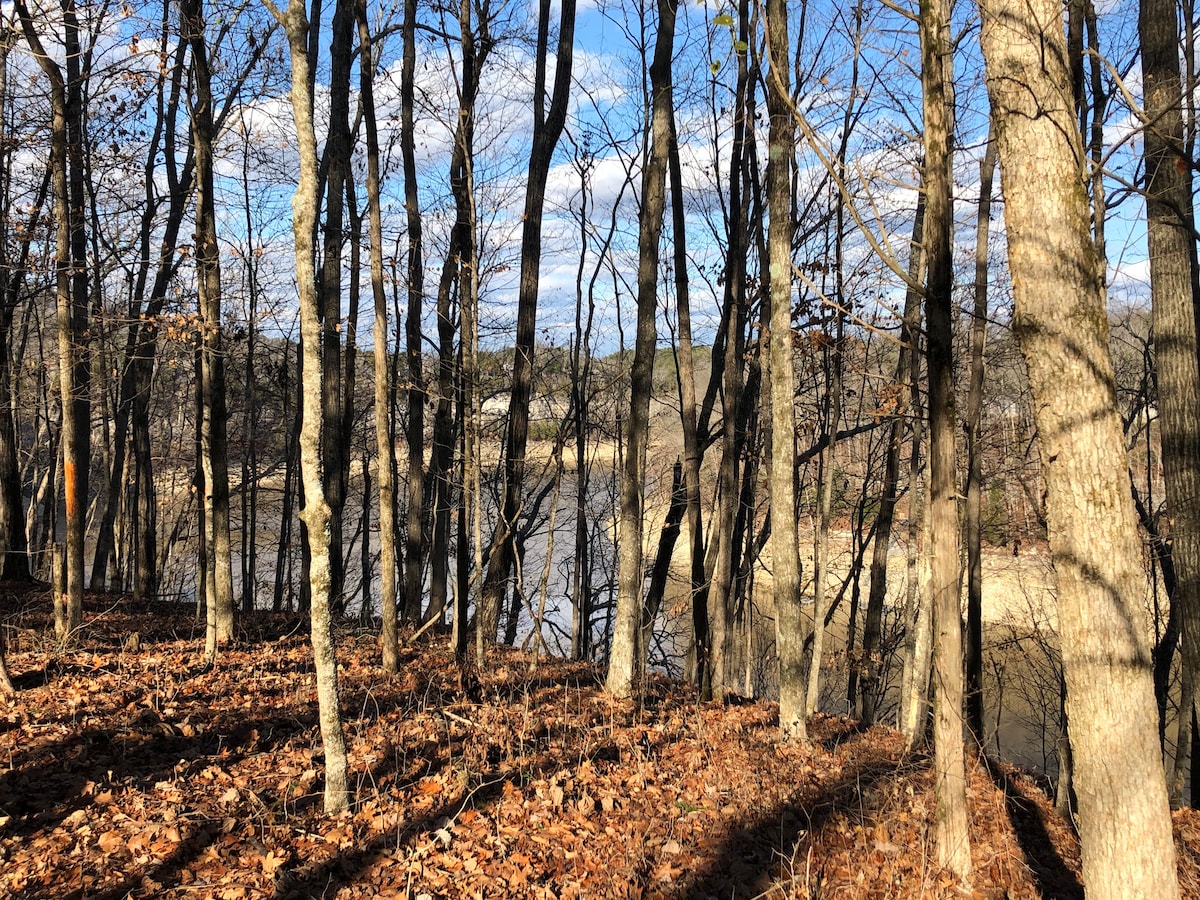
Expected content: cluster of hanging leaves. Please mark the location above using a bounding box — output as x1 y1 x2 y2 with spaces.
2 586 1200 899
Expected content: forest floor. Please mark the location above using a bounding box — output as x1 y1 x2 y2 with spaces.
1 587 1198 899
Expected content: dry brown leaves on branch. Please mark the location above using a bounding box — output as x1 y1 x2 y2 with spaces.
0 588 1196 899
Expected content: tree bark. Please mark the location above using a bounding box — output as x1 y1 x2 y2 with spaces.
708 0 752 697
316 0 354 617
1138 0 1200 806
16 0 89 636
184 0 235 660
764 0 805 742
356 2 398 672
978 0 1180 892
605 0 675 700
807 315 842 717
921 0 969 875
400 0 425 623
264 0 351 815
0 27 36 583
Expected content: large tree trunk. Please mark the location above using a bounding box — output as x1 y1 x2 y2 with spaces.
478 0 576 644
1138 0 1200 805
605 0 674 700
921 0 969 876
764 0 805 742
978 0 1180 893
265 0 350 815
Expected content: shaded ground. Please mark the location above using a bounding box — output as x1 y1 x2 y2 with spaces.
1 586 1197 899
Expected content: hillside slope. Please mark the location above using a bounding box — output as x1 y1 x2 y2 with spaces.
0 589 1196 899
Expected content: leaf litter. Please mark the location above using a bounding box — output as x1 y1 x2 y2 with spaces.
1 589 1198 899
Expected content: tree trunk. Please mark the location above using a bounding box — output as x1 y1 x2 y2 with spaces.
478 0 576 644
661 109 711 697
964 130 997 748
921 0 969 875
859 193 924 725
400 0 425 623
708 0 752 697
185 0 235 659
764 0 805 742
16 0 89 636
265 0 350 815
0 28 36 583
316 0 354 618
978 0 1180 892
357 2 398 672
605 0 674 700
807 315 842 717
1139 0 1200 806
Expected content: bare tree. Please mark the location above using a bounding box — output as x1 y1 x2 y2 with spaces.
479 0 576 644
606 0 676 700
16 0 90 638
357 0 398 672
400 0 425 623
183 0 235 661
964 130 997 746
764 0 805 742
262 0 351 815
921 0 969 874
1138 0 1200 804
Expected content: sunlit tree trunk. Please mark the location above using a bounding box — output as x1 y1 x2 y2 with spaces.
764 0 805 742
978 0 1180 892
264 0 350 815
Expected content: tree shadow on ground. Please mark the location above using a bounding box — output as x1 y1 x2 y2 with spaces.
674 752 906 898
989 764 1083 899
3 698 334 900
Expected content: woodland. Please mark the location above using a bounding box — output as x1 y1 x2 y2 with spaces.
1 0 1200 895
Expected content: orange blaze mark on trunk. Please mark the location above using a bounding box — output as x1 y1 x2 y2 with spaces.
64 461 77 519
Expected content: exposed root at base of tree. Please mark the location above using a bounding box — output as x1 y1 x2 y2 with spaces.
1 588 1198 899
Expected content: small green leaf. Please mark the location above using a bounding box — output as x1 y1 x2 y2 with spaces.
733 39 748 52
713 13 734 26
709 61 722 74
